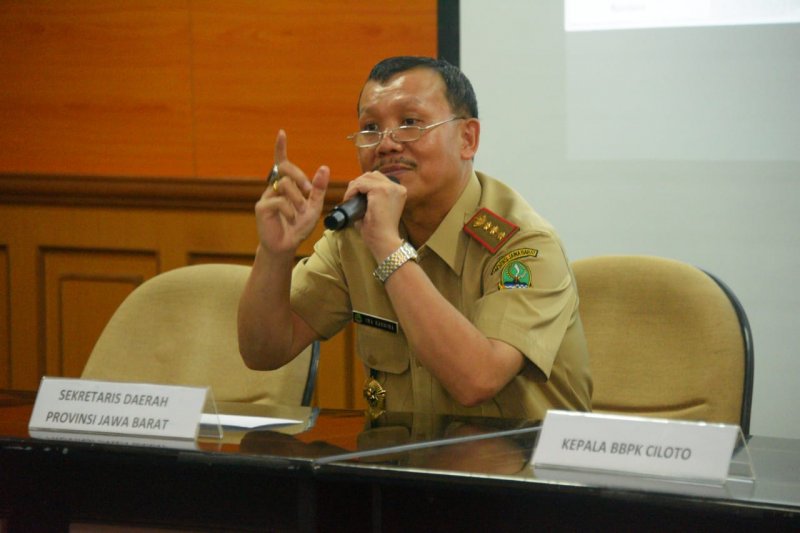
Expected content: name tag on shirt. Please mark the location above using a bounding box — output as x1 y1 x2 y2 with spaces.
353 311 398 334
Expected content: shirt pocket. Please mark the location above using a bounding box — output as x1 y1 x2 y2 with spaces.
355 325 410 374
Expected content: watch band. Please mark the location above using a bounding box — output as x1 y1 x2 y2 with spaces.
373 241 418 283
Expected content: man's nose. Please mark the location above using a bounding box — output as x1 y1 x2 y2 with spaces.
376 129 403 153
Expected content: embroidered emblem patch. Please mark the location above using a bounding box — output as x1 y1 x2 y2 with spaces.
463 207 519 253
499 260 532 289
491 248 539 275
353 311 398 334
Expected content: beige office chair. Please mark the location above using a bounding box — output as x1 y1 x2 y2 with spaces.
82 264 319 406
572 255 753 436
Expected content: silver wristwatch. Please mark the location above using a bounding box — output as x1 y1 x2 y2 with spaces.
373 241 418 283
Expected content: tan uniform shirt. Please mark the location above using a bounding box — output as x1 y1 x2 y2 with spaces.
291 171 592 420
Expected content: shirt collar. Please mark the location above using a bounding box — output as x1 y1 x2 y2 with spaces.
421 171 481 275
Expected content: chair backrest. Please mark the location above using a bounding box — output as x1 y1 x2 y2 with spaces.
572 255 753 436
82 264 319 406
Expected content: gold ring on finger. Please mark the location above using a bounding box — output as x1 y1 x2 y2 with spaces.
267 163 280 192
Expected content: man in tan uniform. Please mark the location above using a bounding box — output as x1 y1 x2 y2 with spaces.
238 56 591 420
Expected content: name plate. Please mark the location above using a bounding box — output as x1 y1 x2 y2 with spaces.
29 377 209 441
533 410 740 483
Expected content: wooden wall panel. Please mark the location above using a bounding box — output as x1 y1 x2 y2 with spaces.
191 0 439 181
0 247 8 388
42 249 159 378
0 202 366 408
188 252 255 266
0 0 437 180
0 1 195 176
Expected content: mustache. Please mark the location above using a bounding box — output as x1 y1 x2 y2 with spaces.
372 158 417 172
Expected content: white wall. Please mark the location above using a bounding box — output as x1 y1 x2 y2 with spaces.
461 1 800 438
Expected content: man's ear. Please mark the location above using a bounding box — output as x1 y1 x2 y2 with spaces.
461 118 480 160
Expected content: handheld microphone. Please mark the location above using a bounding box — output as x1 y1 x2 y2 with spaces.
324 176 398 231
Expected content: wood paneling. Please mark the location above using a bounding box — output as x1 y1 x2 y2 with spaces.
0 0 437 180
0 199 365 408
0 247 9 388
190 0 438 180
0 1 195 176
0 173 347 211
41 249 158 378
0 0 437 409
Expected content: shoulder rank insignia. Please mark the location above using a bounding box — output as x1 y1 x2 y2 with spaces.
463 207 519 253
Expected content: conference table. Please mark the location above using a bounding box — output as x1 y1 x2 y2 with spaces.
1 389 798 531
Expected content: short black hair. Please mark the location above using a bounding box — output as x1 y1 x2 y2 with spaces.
363 56 479 119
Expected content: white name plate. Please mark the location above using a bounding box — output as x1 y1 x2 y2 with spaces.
28 429 198 451
533 410 739 483
29 377 208 441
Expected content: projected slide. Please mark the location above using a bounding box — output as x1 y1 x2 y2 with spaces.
565 0 800 32
564 0 800 161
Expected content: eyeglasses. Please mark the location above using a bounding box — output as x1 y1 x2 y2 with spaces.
347 116 465 148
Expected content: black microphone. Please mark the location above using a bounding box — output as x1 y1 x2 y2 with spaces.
324 176 398 231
